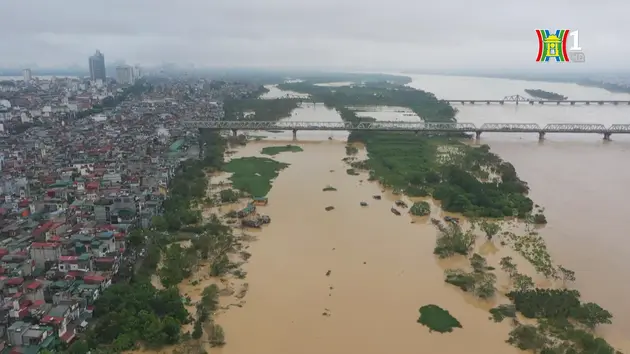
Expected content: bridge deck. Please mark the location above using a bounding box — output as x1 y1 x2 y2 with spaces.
182 121 630 134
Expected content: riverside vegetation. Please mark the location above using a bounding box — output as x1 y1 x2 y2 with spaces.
278 79 621 353
67 128 290 353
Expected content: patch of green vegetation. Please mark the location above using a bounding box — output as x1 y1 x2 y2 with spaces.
322 185 337 191
261 144 304 156
224 157 289 197
489 304 517 322
223 98 300 121
433 224 475 258
345 144 359 155
502 289 619 353
504 231 556 278
346 168 360 175
219 189 240 203
417 305 462 333
278 81 456 122
358 133 533 218
409 201 431 216
444 254 496 299
507 321 621 353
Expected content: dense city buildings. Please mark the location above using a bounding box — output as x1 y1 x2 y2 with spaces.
88 50 106 82
0 73 254 352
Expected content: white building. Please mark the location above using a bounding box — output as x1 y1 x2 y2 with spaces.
22 69 32 83
116 65 134 85
134 65 142 80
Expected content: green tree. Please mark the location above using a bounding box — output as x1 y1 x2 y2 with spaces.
507 325 549 351
512 273 535 291
68 340 90 354
127 229 145 249
571 302 613 329
558 265 576 285
201 284 220 312
480 221 501 240
469 253 488 273
500 256 517 276
152 215 169 231
210 324 226 347
192 320 203 339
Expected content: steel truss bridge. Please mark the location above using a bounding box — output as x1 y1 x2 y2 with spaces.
445 95 630 106
183 120 630 140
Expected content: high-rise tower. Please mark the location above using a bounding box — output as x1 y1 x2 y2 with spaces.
89 50 106 81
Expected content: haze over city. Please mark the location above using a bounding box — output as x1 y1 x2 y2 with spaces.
1 0 627 73
1 1 630 353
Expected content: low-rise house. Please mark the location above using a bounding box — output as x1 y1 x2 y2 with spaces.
29 242 61 267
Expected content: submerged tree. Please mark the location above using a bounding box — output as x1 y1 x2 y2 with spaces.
434 224 476 258
480 221 501 240
500 256 517 276
557 265 576 286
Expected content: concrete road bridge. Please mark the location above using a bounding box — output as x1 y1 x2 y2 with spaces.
182 120 630 140
445 95 630 106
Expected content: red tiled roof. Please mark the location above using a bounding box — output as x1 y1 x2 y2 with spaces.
32 242 59 248
61 330 76 343
33 221 54 237
41 315 63 325
84 275 105 284
6 277 24 286
26 281 42 290
95 257 115 263
59 255 79 263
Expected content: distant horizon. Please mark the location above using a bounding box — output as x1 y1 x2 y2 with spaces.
1 66 626 80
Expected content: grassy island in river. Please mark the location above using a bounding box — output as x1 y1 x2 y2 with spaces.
525 89 567 100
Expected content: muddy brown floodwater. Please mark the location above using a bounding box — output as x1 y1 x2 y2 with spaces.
215 141 531 354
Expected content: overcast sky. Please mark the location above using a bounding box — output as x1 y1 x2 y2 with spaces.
0 0 624 71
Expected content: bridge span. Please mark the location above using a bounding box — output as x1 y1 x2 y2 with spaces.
182 120 630 140
444 95 630 106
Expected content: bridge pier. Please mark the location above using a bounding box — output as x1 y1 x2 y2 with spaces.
231 129 238 137
598 101 604 105
292 129 297 140
475 131 482 140
529 101 534 105
614 102 619 105
538 132 546 140
586 102 590 105
556 101 561 105
604 132 612 140
570 101 575 105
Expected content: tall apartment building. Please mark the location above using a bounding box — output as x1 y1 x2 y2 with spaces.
115 65 134 85
88 50 106 81
22 69 32 84
133 65 142 80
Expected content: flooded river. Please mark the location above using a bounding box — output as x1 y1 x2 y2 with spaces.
213 75 630 353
